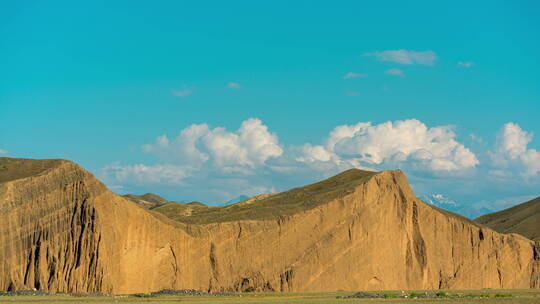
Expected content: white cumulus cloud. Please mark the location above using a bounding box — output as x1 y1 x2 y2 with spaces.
143 118 283 169
325 119 478 172
364 49 436 65
101 118 484 203
296 144 338 163
0 149 8 156
490 122 540 177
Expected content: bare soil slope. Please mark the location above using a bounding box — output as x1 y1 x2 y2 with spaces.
476 197 540 242
0 157 539 294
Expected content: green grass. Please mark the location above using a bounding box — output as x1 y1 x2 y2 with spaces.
152 169 376 224
435 291 447 297
0 290 535 304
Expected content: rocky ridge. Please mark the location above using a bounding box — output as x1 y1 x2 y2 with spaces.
0 157 539 294
476 196 540 242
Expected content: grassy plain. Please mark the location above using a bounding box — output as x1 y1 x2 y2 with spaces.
1 290 539 304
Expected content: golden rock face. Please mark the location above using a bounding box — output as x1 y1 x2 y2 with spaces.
0 157 539 294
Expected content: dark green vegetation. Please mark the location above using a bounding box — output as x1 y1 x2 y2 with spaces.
150 169 375 224
0 157 62 183
476 196 540 241
0 290 537 304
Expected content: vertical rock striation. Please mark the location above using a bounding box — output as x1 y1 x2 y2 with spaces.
0 159 105 292
0 157 538 293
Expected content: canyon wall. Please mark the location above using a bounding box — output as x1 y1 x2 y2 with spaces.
0 158 538 293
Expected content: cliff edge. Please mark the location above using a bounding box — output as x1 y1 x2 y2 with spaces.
0 157 539 293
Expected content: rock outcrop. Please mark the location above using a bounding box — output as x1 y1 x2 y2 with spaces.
0 157 539 294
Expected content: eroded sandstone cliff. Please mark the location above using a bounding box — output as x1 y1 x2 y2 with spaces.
0 157 538 293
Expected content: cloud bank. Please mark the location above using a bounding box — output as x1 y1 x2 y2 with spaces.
99 118 518 203
322 119 478 172
142 118 282 170
98 119 540 216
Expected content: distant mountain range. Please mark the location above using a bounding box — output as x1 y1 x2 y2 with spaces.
421 194 493 219
422 193 458 209
422 193 540 241
123 193 251 208
123 193 171 209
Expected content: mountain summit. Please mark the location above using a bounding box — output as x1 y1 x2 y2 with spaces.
0 157 539 294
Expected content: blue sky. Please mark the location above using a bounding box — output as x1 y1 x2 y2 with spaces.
1 1 539 217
